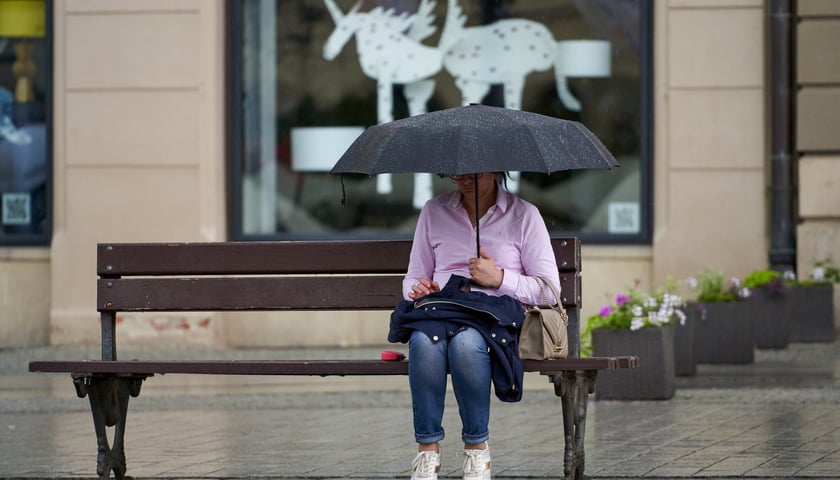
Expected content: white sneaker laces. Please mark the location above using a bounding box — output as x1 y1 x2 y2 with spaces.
462 446 491 480
411 450 441 480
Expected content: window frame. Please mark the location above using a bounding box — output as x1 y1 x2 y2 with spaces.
0 0 53 247
226 0 653 244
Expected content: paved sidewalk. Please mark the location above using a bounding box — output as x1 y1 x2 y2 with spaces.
1 338 840 479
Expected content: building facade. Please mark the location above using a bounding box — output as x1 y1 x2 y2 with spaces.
0 0 838 348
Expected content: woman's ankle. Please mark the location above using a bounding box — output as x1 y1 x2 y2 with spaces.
418 442 440 453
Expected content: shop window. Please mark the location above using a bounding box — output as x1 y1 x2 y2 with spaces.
229 0 651 242
0 0 51 246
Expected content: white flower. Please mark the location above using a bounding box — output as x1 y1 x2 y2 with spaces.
675 309 687 325
644 296 658 308
663 293 684 308
632 305 643 317
740 287 751 299
813 267 825 281
731 277 741 288
685 277 698 289
630 317 644 331
783 270 796 281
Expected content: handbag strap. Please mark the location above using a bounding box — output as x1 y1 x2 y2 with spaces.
535 276 567 315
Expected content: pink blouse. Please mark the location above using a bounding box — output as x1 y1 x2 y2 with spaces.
403 187 562 306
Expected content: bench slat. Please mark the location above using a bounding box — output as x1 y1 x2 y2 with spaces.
98 241 413 276
98 275 581 311
99 276 404 311
29 357 639 376
97 238 581 276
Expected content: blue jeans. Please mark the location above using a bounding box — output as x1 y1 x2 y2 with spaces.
408 327 491 445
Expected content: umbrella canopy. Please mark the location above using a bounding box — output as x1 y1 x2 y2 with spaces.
330 104 619 176
330 104 619 258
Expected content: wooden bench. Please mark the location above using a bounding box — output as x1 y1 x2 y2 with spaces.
29 238 638 480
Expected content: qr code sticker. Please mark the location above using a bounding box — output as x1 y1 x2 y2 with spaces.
608 202 640 234
2 193 31 225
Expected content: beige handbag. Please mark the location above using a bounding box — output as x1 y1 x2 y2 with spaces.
519 276 569 360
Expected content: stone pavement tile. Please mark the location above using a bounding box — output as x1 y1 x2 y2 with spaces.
797 439 840 453
646 465 705 477
591 459 659 477
696 454 776 476
744 452 828 477
494 458 566 478
792 450 840 478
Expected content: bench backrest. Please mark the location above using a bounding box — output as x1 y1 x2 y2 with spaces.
97 238 582 360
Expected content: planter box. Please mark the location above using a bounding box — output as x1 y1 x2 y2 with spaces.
693 301 753 364
674 307 696 376
789 284 835 342
592 324 675 400
750 289 790 349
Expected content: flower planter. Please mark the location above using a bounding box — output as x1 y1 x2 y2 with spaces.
749 289 790 349
693 301 753 364
788 284 835 342
592 324 675 400
674 306 696 376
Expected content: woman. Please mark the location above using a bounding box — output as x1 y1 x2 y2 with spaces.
400 172 561 480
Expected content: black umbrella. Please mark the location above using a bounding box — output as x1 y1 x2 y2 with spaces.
331 104 620 256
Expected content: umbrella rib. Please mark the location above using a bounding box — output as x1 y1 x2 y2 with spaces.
519 125 552 174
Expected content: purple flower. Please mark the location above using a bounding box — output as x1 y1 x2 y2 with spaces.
766 277 787 297
599 305 612 317
616 293 631 306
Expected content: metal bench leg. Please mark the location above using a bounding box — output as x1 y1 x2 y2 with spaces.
553 370 598 480
72 374 147 480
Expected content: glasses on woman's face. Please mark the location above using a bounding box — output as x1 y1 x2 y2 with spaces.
449 173 485 181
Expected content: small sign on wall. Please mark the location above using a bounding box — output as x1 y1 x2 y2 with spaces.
2 192 31 225
608 202 640 234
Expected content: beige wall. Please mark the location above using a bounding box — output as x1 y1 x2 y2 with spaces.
49 0 227 345
651 0 767 286
0 249 50 347
795 1 840 326
7 0 830 348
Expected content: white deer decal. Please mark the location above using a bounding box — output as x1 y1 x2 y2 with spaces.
440 0 611 191
442 0 610 111
323 0 450 206
323 0 443 125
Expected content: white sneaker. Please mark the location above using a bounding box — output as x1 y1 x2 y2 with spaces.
462 445 491 480
410 450 441 480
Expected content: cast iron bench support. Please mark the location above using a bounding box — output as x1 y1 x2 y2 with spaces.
29 239 638 480
555 369 598 479
71 373 148 480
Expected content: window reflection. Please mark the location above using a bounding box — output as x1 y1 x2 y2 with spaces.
234 0 646 240
0 0 49 243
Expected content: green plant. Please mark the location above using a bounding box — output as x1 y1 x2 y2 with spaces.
743 269 780 288
686 269 749 303
815 259 840 283
744 269 786 297
787 260 838 287
581 280 686 356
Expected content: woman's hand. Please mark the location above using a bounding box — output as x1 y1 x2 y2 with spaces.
469 247 504 288
408 278 440 300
